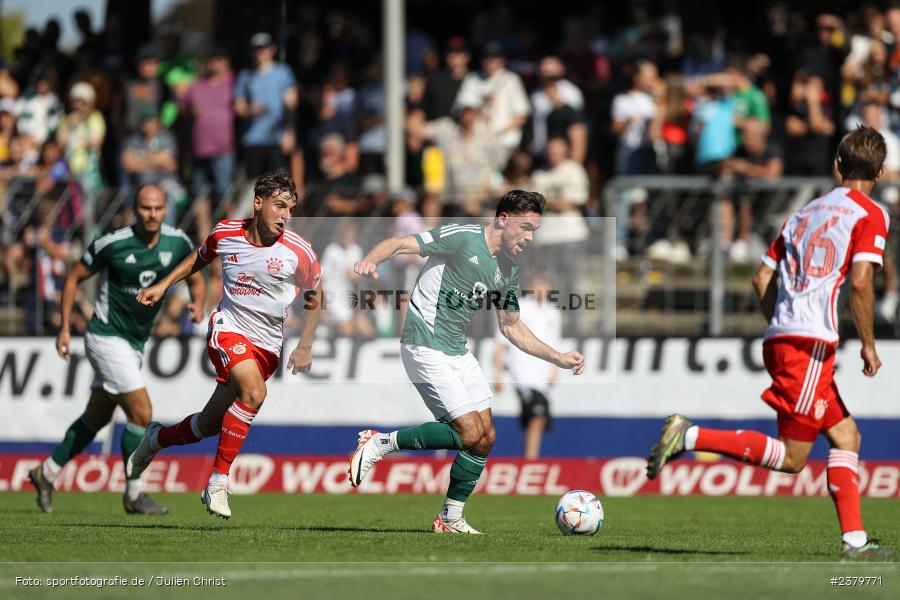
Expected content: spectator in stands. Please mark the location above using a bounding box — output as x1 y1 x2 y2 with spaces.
728 58 771 134
860 101 900 178
122 108 182 224
493 271 561 459
692 78 737 176
0 99 16 163
303 133 361 218
122 44 170 135
502 150 533 190
321 221 373 338
181 47 235 238
541 76 588 164
0 60 20 100
56 82 105 195
529 56 584 159
407 97 503 215
306 81 359 180
611 59 659 175
720 119 784 263
15 70 63 145
234 32 298 178
530 137 589 247
784 72 835 175
422 37 471 120
356 57 386 174
455 41 530 163
658 74 693 174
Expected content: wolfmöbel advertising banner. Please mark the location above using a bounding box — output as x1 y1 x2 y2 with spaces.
2 454 900 497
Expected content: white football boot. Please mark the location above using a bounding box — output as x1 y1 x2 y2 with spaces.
348 429 392 487
201 478 231 519
431 514 483 534
126 421 162 478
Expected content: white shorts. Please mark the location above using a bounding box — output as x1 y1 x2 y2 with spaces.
400 343 492 422
84 331 145 395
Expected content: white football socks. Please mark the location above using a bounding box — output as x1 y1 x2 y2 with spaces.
441 498 465 522
125 477 144 501
684 425 699 451
41 458 62 484
842 530 868 548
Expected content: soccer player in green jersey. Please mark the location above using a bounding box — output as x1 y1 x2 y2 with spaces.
29 184 206 515
348 190 585 533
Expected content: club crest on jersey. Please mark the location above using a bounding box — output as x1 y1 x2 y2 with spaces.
231 342 247 356
814 399 828 420
494 267 503 284
267 258 283 276
159 251 172 267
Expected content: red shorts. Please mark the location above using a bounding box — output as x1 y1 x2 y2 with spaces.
761 337 850 442
207 329 279 385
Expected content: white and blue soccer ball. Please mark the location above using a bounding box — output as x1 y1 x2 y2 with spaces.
555 490 604 536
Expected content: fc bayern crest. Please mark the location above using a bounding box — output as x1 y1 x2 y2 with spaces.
814 399 828 420
231 343 247 356
267 258 283 276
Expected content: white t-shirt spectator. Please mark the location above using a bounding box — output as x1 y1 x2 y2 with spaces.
611 90 656 149
428 117 504 202
530 159 590 245
455 69 530 153
322 241 363 324
496 296 561 394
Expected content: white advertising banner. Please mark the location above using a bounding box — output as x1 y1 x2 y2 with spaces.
1 337 899 442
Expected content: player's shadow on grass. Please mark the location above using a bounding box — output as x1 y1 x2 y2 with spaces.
592 545 748 556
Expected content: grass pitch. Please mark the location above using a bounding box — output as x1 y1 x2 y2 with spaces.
0 492 897 599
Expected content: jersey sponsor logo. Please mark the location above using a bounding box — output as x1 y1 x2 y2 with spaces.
125 254 137 264
139 270 158 288
159 251 173 267
231 343 247 356
471 281 488 301
266 258 283 276
875 235 886 250
814 399 828 420
228 254 239 263
231 273 263 297
469 255 479 265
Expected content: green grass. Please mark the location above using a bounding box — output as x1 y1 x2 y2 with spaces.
0 492 898 599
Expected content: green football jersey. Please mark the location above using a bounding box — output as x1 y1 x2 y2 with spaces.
81 224 194 350
402 223 520 356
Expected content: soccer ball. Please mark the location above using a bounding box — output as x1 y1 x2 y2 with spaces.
555 490 604 535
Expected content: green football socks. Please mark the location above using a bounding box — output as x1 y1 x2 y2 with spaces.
50 416 98 468
396 422 463 451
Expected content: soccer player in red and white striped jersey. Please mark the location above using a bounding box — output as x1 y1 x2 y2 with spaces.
646 126 893 558
126 173 323 519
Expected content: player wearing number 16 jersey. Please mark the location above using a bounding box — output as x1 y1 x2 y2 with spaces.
647 126 894 558
125 173 323 519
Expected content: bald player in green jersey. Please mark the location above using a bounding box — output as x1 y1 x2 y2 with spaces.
348 190 585 533
28 184 206 515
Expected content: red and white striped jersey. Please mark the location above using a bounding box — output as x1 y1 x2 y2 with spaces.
199 219 322 355
762 187 890 343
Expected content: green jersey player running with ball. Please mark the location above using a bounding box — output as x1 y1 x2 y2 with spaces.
29 184 206 515
348 190 585 533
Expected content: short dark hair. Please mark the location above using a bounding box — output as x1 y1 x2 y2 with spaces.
495 189 546 217
836 126 886 181
254 172 299 205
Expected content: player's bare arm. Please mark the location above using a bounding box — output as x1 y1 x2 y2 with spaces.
287 285 323 375
353 235 421 279
137 251 210 307
56 262 96 358
752 263 778 322
185 270 207 323
496 308 585 375
849 261 881 377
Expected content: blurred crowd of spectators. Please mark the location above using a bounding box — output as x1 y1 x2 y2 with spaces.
3 3 900 334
